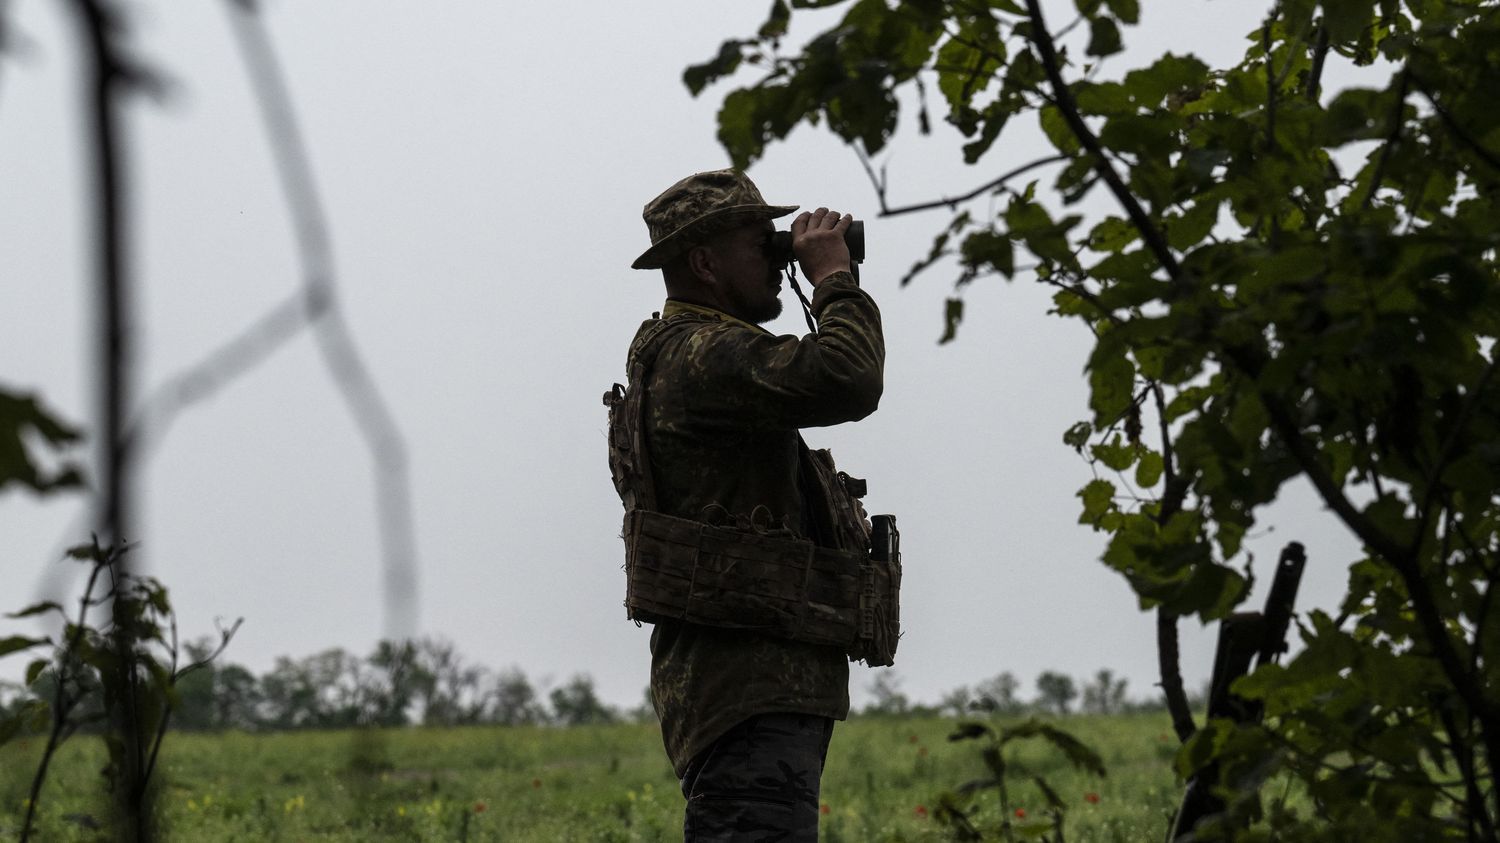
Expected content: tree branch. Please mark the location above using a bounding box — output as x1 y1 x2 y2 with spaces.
1149 382 1195 741
1361 69 1411 211
225 0 420 640
868 154 1069 217
1255 387 1499 730
1304 27 1330 103
1414 80 1500 175
1037 274 1122 325
1158 609 1195 741
128 297 313 455
1024 0 1181 281
1413 354 1500 558
66 1 151 836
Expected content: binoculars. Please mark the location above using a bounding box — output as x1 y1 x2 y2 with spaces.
768 221 865 272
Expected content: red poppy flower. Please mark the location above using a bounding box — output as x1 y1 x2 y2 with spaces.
1014 808 1027 819
820 803 831 815
474 802 488 813
531 778 542 789
1084 792 1100 804
914 805 929 819
908 734 919 743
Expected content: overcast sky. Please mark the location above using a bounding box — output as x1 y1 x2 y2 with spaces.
2 0 1366 711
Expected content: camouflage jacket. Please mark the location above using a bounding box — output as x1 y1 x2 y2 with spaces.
623 271 884 776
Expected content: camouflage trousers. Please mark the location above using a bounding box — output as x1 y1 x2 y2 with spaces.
680 712 835 842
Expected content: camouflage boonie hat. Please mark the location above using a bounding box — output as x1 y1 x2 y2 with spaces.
631 169 798 270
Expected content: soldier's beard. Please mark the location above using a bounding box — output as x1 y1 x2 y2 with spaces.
750 296 784 325
727 284 783 325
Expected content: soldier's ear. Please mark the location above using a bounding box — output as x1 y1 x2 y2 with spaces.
685 244 718 286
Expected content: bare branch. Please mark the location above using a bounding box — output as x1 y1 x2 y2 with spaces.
872 154 1068 217
224 0 420 640
1157 609 1195 741
128 297 313 454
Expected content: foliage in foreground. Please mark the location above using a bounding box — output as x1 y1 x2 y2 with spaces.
1 539 238 841
689 0 1498 838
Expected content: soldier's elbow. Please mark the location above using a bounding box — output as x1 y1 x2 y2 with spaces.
842 372 883 421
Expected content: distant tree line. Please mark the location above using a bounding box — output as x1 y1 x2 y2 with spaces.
0 637 1177 734
0 637 639 734
865 668 1179 718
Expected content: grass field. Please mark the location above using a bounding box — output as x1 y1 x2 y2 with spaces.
0 712 1185 841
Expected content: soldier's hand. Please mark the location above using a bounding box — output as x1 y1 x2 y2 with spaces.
791 208 853 286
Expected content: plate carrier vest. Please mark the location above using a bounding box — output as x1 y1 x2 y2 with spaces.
603 312 901 666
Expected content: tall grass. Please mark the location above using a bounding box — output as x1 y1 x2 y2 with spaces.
0 712 1183 841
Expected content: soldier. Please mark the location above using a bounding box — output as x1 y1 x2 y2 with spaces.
614 169 885 841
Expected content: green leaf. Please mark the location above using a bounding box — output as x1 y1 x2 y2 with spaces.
1079 479 1116 526
0 635 49 659
1001 719 1107 776
1086 17 1123 57
941 297 964 344
1105 0 1140 24
65 543 98 561
959 228 1014 278
1088 216 1138 252
0 390 85 495
1040 104 1081 154
6 601 63 620
1165 199 1219 251
1074 81 1132 115
1135 450 1164 487
1091 435 1137 471
25 658 48 686
1168 561 1248 619
1063 421 1093 451
759 0 791 38
1321 87 1391 147
683 40 748 96
1122 53 1210 109
960 98 1017 163
937 20 1005 116
1087 334 1136 423
1175 717 1233 778
1321 0 1378 43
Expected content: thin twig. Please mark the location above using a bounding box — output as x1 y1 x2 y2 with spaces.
1262 20 1280 248
871 154 1069 217
22 541 113 843
1037 275 1122 325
